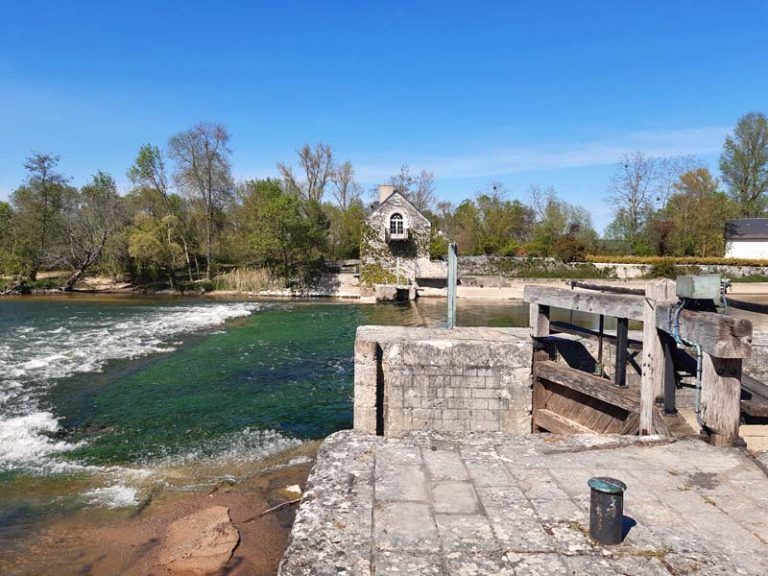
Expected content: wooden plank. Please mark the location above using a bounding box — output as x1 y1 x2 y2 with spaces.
651 407 672 436
640 279 677 435
742 373 768 417
725 297 768 315
568 281 645 295
619 412 640 435
530 303 550 338
701 355 742 447
523 285 645 321
655 304 752 358
549 321 643 350
534 408 594 434
533 361 640 412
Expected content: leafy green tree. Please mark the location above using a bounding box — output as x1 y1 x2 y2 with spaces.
9 153 72 279
720 112 768 217
128 143 195 280
58 171 125 290
663 168 737 256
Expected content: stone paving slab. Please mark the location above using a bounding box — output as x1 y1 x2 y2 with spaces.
278 431 768 575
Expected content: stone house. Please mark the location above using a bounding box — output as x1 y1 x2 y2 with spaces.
360 184 432 287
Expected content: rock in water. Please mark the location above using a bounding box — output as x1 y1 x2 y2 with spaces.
158 506 240 575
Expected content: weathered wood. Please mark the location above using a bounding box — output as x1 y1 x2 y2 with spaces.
701 354 742 447
524 285 645 321
568 281 645 295
741 373 768 417
533 408 594 434
640 279 677 435
529 303 550 338
655 304 752 358
651 407 672 437
725 297 768 315
534 360 639 412
549 321 643 350
661 333 678 415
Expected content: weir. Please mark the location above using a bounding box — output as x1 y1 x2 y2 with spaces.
278 279 768 575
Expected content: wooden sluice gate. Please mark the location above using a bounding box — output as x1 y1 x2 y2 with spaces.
524 279 758 447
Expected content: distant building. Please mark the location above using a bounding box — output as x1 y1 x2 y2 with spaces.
724 219 768 258
360 184 432 287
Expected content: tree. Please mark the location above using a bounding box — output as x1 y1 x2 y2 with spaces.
10 153 71 279
169 123 233 279
128 144 195 280
529 189 597 257
389 164 436 212
329 160 362 210
58 171 125 290
606 152 656 249
663 168 737 256
277 143 334 202
720 112 768 217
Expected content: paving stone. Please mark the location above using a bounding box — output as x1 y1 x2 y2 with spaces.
432 482 478 514
423 448 469 480
373 551 443 575
374 502 440 552
435 513 497 552
376 464 429 501
443 551 514 576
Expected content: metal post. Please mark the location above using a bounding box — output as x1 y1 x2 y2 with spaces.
588 477 627 545
614 317 629 387
595 314 605 375
447 242 458 329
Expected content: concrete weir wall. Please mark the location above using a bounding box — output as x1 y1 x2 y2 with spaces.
354 326 533 436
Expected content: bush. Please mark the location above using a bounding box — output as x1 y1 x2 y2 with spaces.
554 236 587 263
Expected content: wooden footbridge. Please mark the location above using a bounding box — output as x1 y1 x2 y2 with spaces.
524 280 760 447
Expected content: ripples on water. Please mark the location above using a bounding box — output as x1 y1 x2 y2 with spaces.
0 297 532 513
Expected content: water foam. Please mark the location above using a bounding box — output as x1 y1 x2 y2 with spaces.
0 302 261 476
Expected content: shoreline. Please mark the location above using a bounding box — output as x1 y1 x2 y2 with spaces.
6 278 768 301
0 441 320 576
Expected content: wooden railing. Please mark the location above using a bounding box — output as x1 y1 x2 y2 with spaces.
524 280 753 447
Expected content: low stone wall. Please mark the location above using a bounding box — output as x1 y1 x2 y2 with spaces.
354 326 532 436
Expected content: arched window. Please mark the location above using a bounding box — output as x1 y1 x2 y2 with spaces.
389 213 404 235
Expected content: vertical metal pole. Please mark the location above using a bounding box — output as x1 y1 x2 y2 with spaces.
615 317 629 387
396 257 400 286
447 242 458 329
596 314 605 375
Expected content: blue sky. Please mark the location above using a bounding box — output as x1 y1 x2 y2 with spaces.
1 1 766 231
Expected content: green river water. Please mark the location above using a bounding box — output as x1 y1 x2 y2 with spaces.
0 295 607 551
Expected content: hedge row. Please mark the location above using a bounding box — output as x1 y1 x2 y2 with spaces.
585 255 768 267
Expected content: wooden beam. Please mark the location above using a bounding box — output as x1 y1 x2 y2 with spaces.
523 285 645 321
655 304 752 358
549 321 643 350
741 373 768 418
533 360 639 412
640 279 677 435
530 302 550 338
701 355 743 447
533 408 594 434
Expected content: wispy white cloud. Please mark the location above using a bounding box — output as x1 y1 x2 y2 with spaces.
353 126 729 182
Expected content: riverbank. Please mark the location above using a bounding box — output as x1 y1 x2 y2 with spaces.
0 441 319 576
11 277 768 302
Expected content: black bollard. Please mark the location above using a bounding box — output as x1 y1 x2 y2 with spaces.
588 477 627 545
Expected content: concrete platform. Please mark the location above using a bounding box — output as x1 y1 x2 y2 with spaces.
279 430 768 575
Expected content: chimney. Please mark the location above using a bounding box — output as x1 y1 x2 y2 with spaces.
378 184 395 204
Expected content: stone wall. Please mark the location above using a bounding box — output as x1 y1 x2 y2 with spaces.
354 326 532 436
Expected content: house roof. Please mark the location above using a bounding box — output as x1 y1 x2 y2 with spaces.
365 190 430 225
725 219 768 240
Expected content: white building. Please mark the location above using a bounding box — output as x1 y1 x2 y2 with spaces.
724 219 768 258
